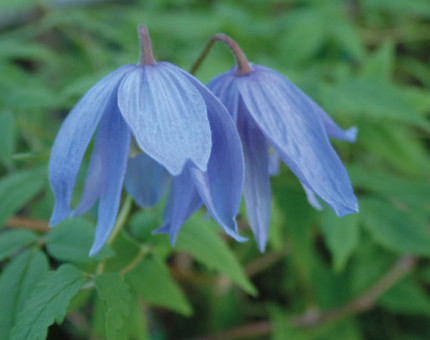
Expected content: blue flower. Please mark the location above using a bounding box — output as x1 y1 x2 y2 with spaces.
49 26 245 255
208 64 358 251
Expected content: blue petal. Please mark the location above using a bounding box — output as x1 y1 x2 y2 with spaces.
124 152 170 207
49 65 132 226
89 109 131 256
178 71 246 241
117 63 212 175
300 182 323 211
207 70 240 122
237 109 271 252
317 109 357 142
153 170 201 245
268 151 280 176
238 65 358 216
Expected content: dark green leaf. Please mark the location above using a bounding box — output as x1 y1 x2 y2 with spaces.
126 256 192 316
0 111 15 169
11 264 84 340
0 168 46 230
95 272 132 340
0 229 38 261
46 218 114 263
0 250 49 340
176 211 257 295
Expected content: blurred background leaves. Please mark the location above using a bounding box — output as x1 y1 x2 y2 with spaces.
0 0 429 339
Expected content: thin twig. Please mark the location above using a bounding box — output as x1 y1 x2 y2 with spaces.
192 256 416 340
5 216 50 232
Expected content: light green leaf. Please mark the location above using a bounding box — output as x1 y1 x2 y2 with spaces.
0 250 49 340
268 305 309 340
46 218 114 263
11 264 84 340
126 257 192 316
0 167 46 230
320 212 359 272
175 211 257 295
95 272 132 340
360 198 430 256
362 40 395 79
0 111 15 169
0 229 38 261
380 278 430 315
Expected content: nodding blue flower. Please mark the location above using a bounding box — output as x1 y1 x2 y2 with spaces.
208 63 358 252
49 26 245 255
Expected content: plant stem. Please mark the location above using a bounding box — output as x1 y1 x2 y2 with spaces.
119 245 151 275
190 33 253 76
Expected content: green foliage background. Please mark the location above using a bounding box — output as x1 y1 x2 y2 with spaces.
0 0 429 339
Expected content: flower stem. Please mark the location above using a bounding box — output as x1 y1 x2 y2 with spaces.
190 33 253 76
138 24 156 66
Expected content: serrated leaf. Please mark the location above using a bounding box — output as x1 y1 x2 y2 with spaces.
175 211 257 295
361 198 430 256
380 278 430 315
320 212 359 272
0 250 49 340
0 111 15 169
126 257 192 316
95 272 132 340
11 264 84 340
0 229 38 261
46 218 114 263
0 168 46 230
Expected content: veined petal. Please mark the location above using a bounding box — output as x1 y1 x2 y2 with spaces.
117 62 212 175
89 109 131 256
153 170 201 245
49 65 132 226
179 71 246 241
238 109 271 252
238 66 358 216
207 70 240 122
124 152 170 207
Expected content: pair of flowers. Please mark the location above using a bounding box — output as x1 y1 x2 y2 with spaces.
49 26 358 255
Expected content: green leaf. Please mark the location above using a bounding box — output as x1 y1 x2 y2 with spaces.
362 40 395 79
11 264 84 340
0 167 46 230
360 198 430 256
380 278 430 315
175 211 257 295
0 229 38 261
0 111 15 169
320 212 359 272
95 272 132 340
126 256 192 316
0 250 49 340
46 218 114 263
268 305 309 340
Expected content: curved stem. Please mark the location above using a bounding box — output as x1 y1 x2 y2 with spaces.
138 24 156 66
190 33 253 76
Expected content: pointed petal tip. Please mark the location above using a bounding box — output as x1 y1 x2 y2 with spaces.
152 224 178 246
334 200 359 217
89 243 102 257
344 126 358 143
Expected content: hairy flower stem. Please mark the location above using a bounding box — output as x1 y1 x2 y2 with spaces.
138 24 156 66
190 33 253 76
95 195 133 275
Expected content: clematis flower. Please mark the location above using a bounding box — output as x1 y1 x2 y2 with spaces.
206 35 358 251
49 25 245 255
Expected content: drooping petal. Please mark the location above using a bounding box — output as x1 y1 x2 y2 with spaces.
49 65 132 226
124 152 170 208
300 182 323 211
268 151 280 176
238 65 358 216
316 109 357 142
153 170 201 245
207 69 240 122
179 71 246 241
117 63 212 175
237 108 271 252
89 109 131 256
